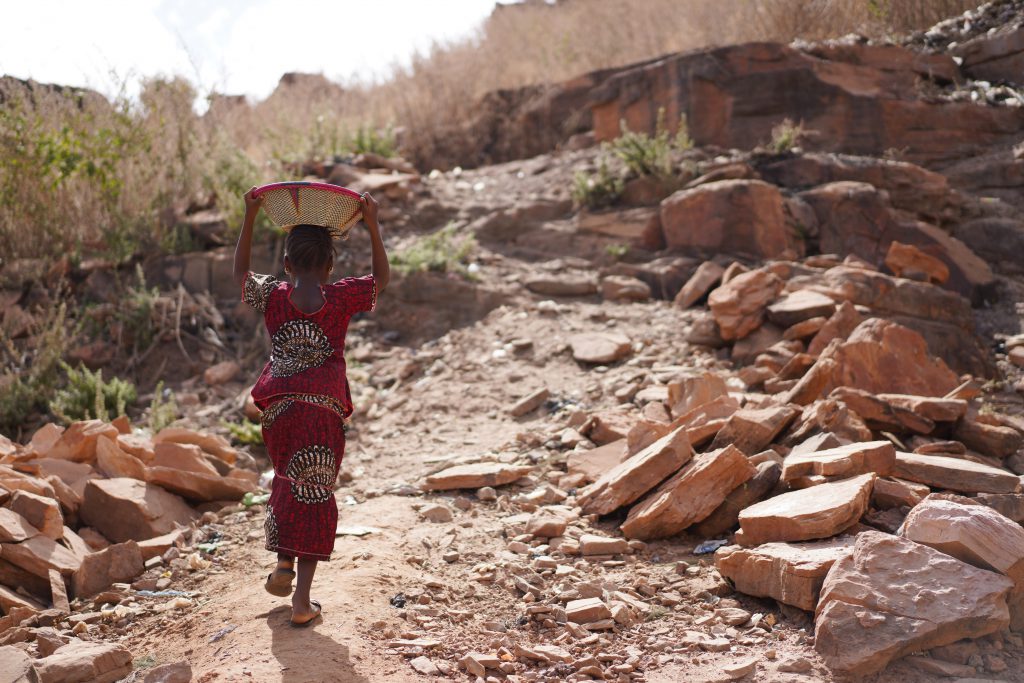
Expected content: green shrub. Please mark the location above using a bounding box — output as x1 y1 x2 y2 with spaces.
349 124 397 158
0 302 70 432
223 419 263 445
392 223 477 277
610 109 691 180
605 243 630 260
148 381 178 433
768 118 805 154
571 157 624 210
50 362 137 424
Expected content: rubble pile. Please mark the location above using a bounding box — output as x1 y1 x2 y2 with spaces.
0 418 255 681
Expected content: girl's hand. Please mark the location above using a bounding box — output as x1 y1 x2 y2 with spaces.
243 186 262 214
360 192 379 228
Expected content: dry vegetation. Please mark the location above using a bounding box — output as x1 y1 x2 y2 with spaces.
0 0 980 263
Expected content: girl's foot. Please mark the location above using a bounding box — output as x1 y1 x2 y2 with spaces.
290 599 322 627
264 562 295 597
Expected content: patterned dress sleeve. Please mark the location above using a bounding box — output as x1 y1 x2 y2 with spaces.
331 275 376 315
242 272 280 313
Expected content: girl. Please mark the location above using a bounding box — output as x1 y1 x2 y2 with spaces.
233 187 390 626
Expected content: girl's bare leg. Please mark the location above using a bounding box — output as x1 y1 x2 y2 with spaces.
292 557 319 618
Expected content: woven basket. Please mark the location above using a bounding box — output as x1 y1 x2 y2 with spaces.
252 182 363 239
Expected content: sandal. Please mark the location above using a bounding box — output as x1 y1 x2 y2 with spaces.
264 567 295 597
290 599 322 627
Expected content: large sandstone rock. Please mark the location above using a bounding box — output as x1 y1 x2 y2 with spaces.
1 535 82 577
692 460 781 538
673 261 724 309
569 332 631 364
766 290 837 328
807 300 863 357
709 405 799 456
814 531 1013 678
781 441 895 482
72 540 145 598
737 473 875 546
94 435 146 480
566 439 627 483
707 269 784 341
31 640 132 683
955 24 1024 87
80 478 198 543
892 452 1021 495
877 394 966 422
885 240 949 284
954 416 1023 460
146 466 250 503
715 536 855 611
577 426 692 516
665 372 728 418
153 427 236 464
525 275 598 297
659 180 802 259
621 445 755 540
7 490 63 540
422 463 533 491
46 420 119 463
575 207 664 250
0 644 32 682
829 387 935 434
0 508 38 543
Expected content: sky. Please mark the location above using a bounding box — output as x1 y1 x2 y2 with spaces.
2 0 498 100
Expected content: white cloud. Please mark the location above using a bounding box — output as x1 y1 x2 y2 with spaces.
0 0 495 99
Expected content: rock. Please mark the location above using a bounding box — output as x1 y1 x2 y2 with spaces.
814 531 1013 678
904 656 976 678
31 640 132 683
781 441 895 482
577 425 693 516
584 410 634 445
766 290 837 328
526 513 568 538
421 463 533 491
807 300 863 357
777 656 813 673
708 269 784 341
692 460 782 538
622 445 755 540
146 466 250 503
954 416 1023 460
566 597 611 624
94 435 147 480
153 427 236 464
659 180 803 259
578 534 629 556
152 442 219 476
674 261 724 309
525 275 598 297
46 420 119 463
1 535 82 578
709 405 799 455
575 207 664 249
0 645 32 683
885 241 949 284
203 360 240 386
715 536 855 611
137 528 185 561
569 332 631 364
976 493 1024 523
722 657 758 680
666 372 729 418
566 439 627 483
80 478 198 543
1010 346 1024 368
892 452 1021 495
71 540 144 598
49 569 70 613
737 473 875 546
143 661 193 683
460 652 499 676
409 656 440 677
0 508 39 543
0 583 45 614
829 387 935 434
600 275 651 302
876 394 967 422
6 492 61 542
419 504 453 523
872 477 929 509
509 388 550 417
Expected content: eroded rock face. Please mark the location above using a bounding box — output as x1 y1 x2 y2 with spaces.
814 531 1013 678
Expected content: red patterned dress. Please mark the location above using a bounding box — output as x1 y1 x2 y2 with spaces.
242 271 376 560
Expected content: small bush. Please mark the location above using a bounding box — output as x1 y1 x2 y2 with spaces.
0 302 70 432
223 419 264 445
768 118 805 154
571 157 624 210
50 362 137 423
605 243 630 260
392 223 477 277
147 381 178 433
610 109 691 180
349 124 397 158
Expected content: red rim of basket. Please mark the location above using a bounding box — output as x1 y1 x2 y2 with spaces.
252 181 363 234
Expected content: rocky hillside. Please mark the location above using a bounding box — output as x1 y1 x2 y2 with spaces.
1 2 1024 682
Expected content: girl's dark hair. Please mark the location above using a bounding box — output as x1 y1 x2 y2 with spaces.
285 224 336 272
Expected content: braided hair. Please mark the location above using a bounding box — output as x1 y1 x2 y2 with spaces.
285 224 336 273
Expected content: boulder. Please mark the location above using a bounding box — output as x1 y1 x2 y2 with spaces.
577 426 693 516
7 490 63 540
94 436 146 480
814 531 1013 678
709 405 799 455
566 439 627 483
421 463 533 491
137 528 185 561
876 394 966 422
1 535 82 577
31 640 132 683
766 290 837 328
872 477 929 509
829 387 935 434
80 478 198 543
692 460 782 538
153 427 236 464
885 240 949 284
0 508 39 543
976 493 1024 523
954 416 1023 460
568 332 631 364
0 645 32 683
715 536 855 611
575 207 664 249
659 180 802 259
892 452 1021 495
583 410 634 445
566 597 611 624
708 269 784 341
46 420 119 463
0 558 50 600
621 445 755 540
72 541 145 598
578 534 629 556
781 441 895 482
525 276 597 297
600 275 651 302
49 568 70 613
143 661 193 683
737 473 875 546
673 261 724 309
666 372 728 418
807 300 863 357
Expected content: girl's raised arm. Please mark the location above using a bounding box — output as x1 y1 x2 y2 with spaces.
233 187 262 288
361 192 390 293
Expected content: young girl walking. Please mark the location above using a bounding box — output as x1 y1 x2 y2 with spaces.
233 187 389 626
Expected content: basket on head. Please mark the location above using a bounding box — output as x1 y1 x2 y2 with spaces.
252 182 363 239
